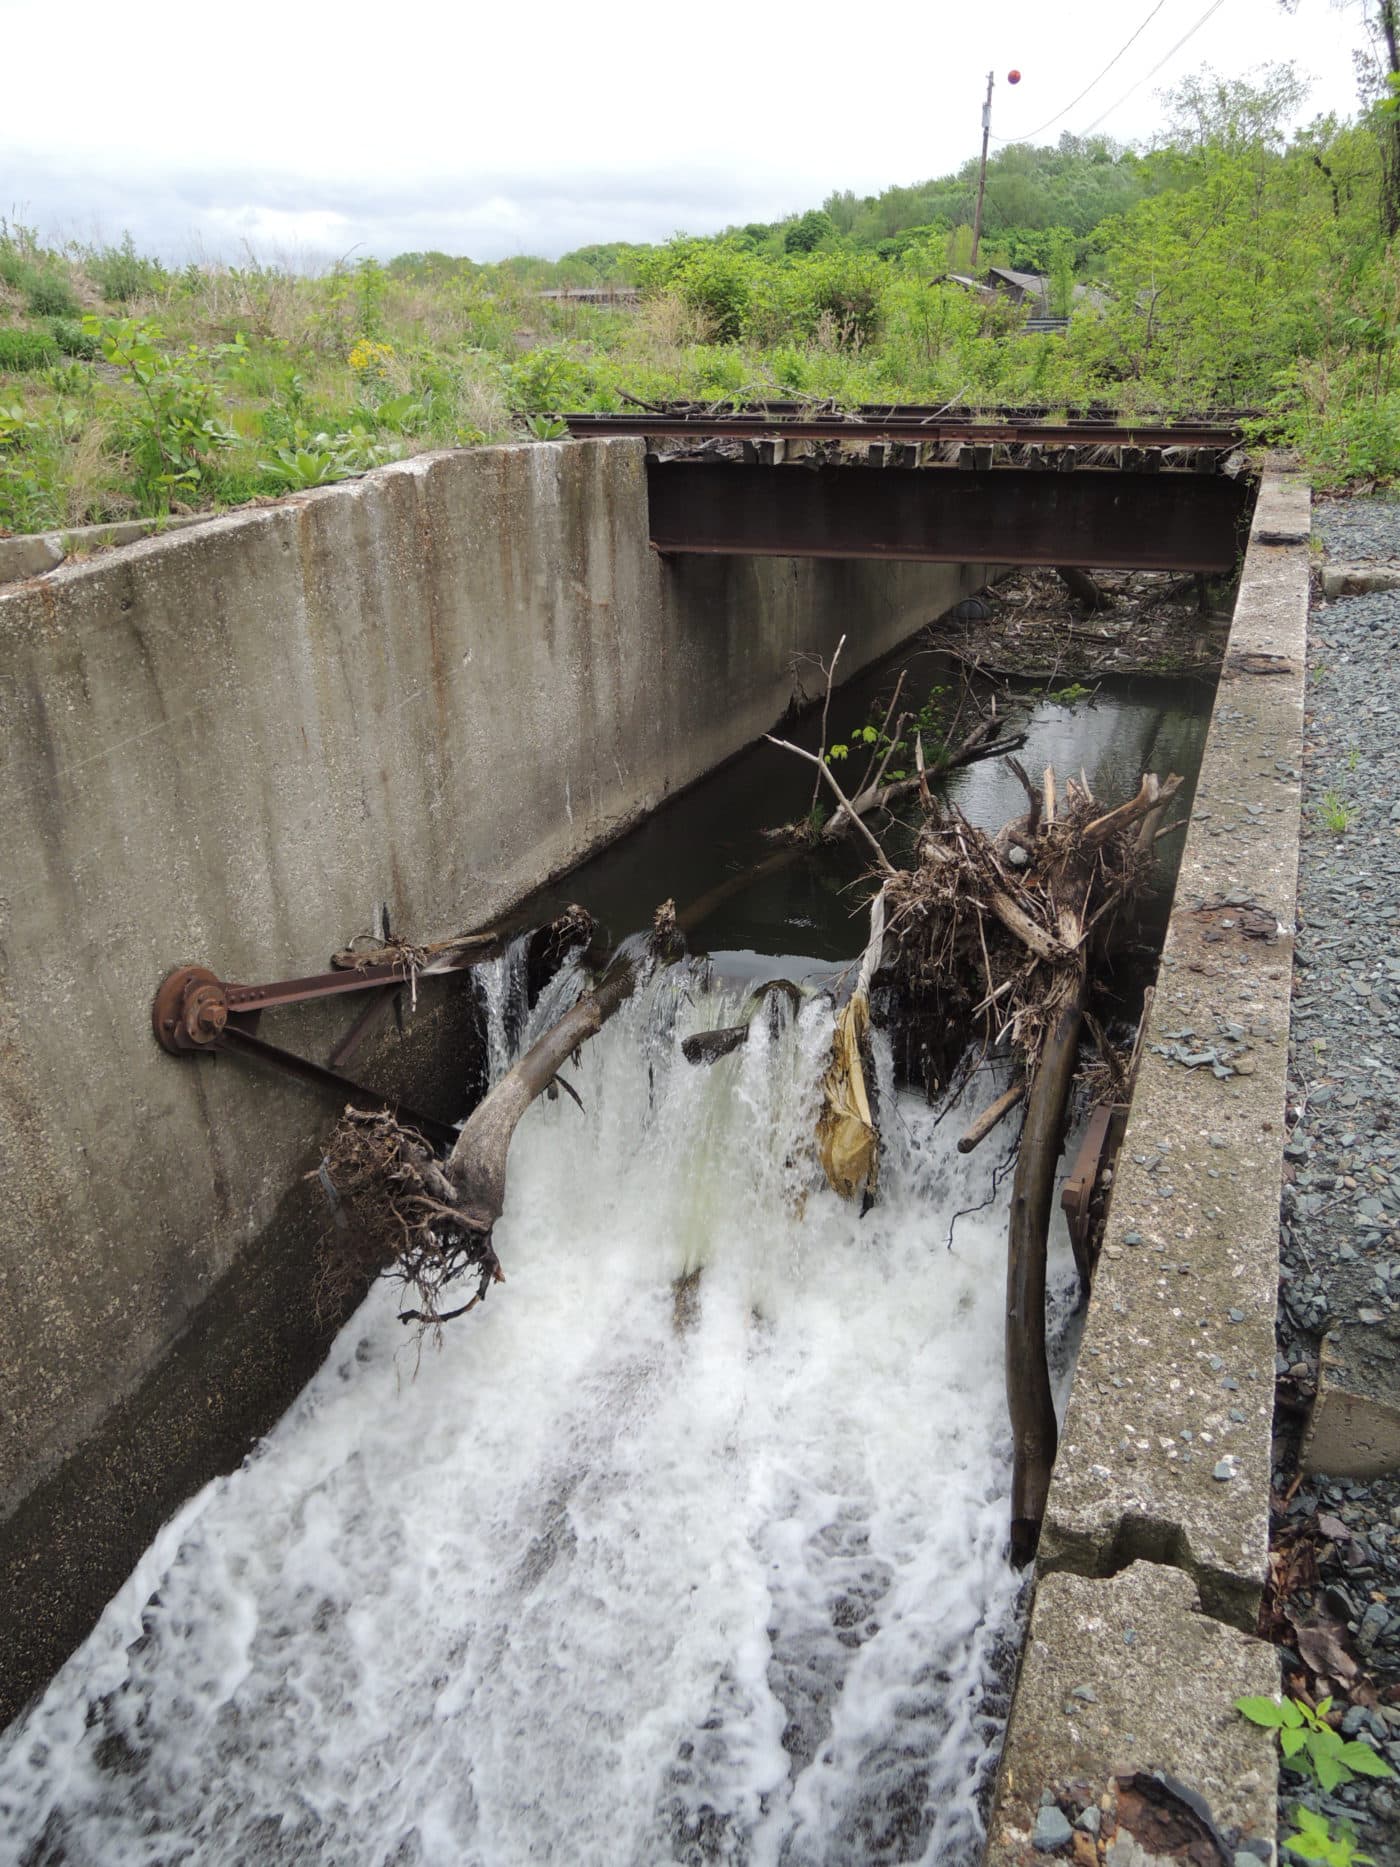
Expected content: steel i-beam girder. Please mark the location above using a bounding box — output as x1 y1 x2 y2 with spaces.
646 461 1252 575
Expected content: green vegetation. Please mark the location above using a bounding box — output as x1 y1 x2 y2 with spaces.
4 56 1400 534
824 681 957 785
0 329 58 372
1235 1694 1396 1792
1320 789 1354 833
1284 1806 1377 1866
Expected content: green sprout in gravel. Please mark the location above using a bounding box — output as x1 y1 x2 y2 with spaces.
1319 791 1353 835
1235 1694 1396 1793
1283 1805 1376 1867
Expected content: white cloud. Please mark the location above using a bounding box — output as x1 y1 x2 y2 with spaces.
0 0 1371 261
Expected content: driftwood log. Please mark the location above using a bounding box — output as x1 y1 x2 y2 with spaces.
445 902 683 1236
316 902 681 1329
1007 924 1086 1565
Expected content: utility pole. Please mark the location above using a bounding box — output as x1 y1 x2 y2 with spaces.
969 69 995 270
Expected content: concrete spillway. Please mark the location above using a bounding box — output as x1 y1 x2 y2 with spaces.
0 437 1000 1724
0 956 1083 1865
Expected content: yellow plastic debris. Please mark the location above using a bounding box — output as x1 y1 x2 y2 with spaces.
816 887 885 1200
818 995 878 1199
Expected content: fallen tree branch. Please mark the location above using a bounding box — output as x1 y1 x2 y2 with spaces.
810 633 845 815
763 735 897 875
853 670 905 798
1082 772 1182 848
957 1078 1026 1153
447 901 683 1234
1007 919 1087 1568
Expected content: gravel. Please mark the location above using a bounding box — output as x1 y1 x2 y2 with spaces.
1269 493 1400 1867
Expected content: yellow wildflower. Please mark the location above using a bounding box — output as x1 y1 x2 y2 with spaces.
348 338 394 374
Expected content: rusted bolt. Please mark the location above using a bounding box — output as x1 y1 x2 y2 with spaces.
183 982 228 1044
151 967 228 1054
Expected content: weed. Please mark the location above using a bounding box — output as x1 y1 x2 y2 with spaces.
259 444 357 490
25 273 79 319
88 233 164 305
257 423 399 491
48 317 99 361
1319 790 1353 834
0 329 59 371
88 315 237 511
1283 1806 1375 1865
1236 1695 1396 1793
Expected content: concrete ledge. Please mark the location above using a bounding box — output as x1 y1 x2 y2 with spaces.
985 1564 1279 1865
0 512 209 584
1037 473 1309 1628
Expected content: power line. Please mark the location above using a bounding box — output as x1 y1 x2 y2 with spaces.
992 0 1173 142
1082 0 1230 132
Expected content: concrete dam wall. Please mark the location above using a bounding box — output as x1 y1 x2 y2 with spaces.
0 435 997 1723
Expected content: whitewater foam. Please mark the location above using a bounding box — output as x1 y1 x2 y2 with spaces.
0 963 1080 1866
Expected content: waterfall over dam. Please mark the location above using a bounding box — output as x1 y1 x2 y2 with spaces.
0 950 1083 1866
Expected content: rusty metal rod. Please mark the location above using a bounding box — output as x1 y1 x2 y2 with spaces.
222 948 493 1014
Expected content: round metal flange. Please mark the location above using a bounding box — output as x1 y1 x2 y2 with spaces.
151 966 228 1054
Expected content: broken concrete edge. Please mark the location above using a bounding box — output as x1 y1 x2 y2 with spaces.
1303 1328 1400 1479
983 1563 1280 1866
0 511 210 584
1318 563 1400 601
986 474 1309 1865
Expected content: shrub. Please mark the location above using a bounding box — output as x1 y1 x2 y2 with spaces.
788 252 885 348
89 234 163 305
89 315 236 509
674 247 753 343
25 273 79 319
501 346 590 414
0 328 59 371
49 317 99 360
0 250 35 291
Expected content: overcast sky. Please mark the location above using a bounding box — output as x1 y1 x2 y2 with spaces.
0 0 1381 264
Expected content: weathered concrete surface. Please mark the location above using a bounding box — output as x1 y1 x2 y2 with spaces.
0 512 207 585
1303 1324 1400 1477
0 436 994 1725
1319 562 1400 600
0 534 66 580
985 1564 1279 1866
1038 474 1309 1628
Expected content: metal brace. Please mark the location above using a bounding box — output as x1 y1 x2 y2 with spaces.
150 949 482 1150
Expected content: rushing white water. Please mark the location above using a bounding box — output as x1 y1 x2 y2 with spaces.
0 958 1081 1867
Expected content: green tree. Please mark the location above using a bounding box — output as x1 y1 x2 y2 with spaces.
1046 227 1075 318
784 209 836 253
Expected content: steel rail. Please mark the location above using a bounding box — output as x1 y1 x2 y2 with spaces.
562 412 1245 449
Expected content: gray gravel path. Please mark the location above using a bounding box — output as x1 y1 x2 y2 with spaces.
1270 494 1400 1865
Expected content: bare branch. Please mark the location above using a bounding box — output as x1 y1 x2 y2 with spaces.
764 735 897 875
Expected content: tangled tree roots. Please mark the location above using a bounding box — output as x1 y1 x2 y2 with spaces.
884 765 1179 1094
315 1108 500 1331
315 901 683 1338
